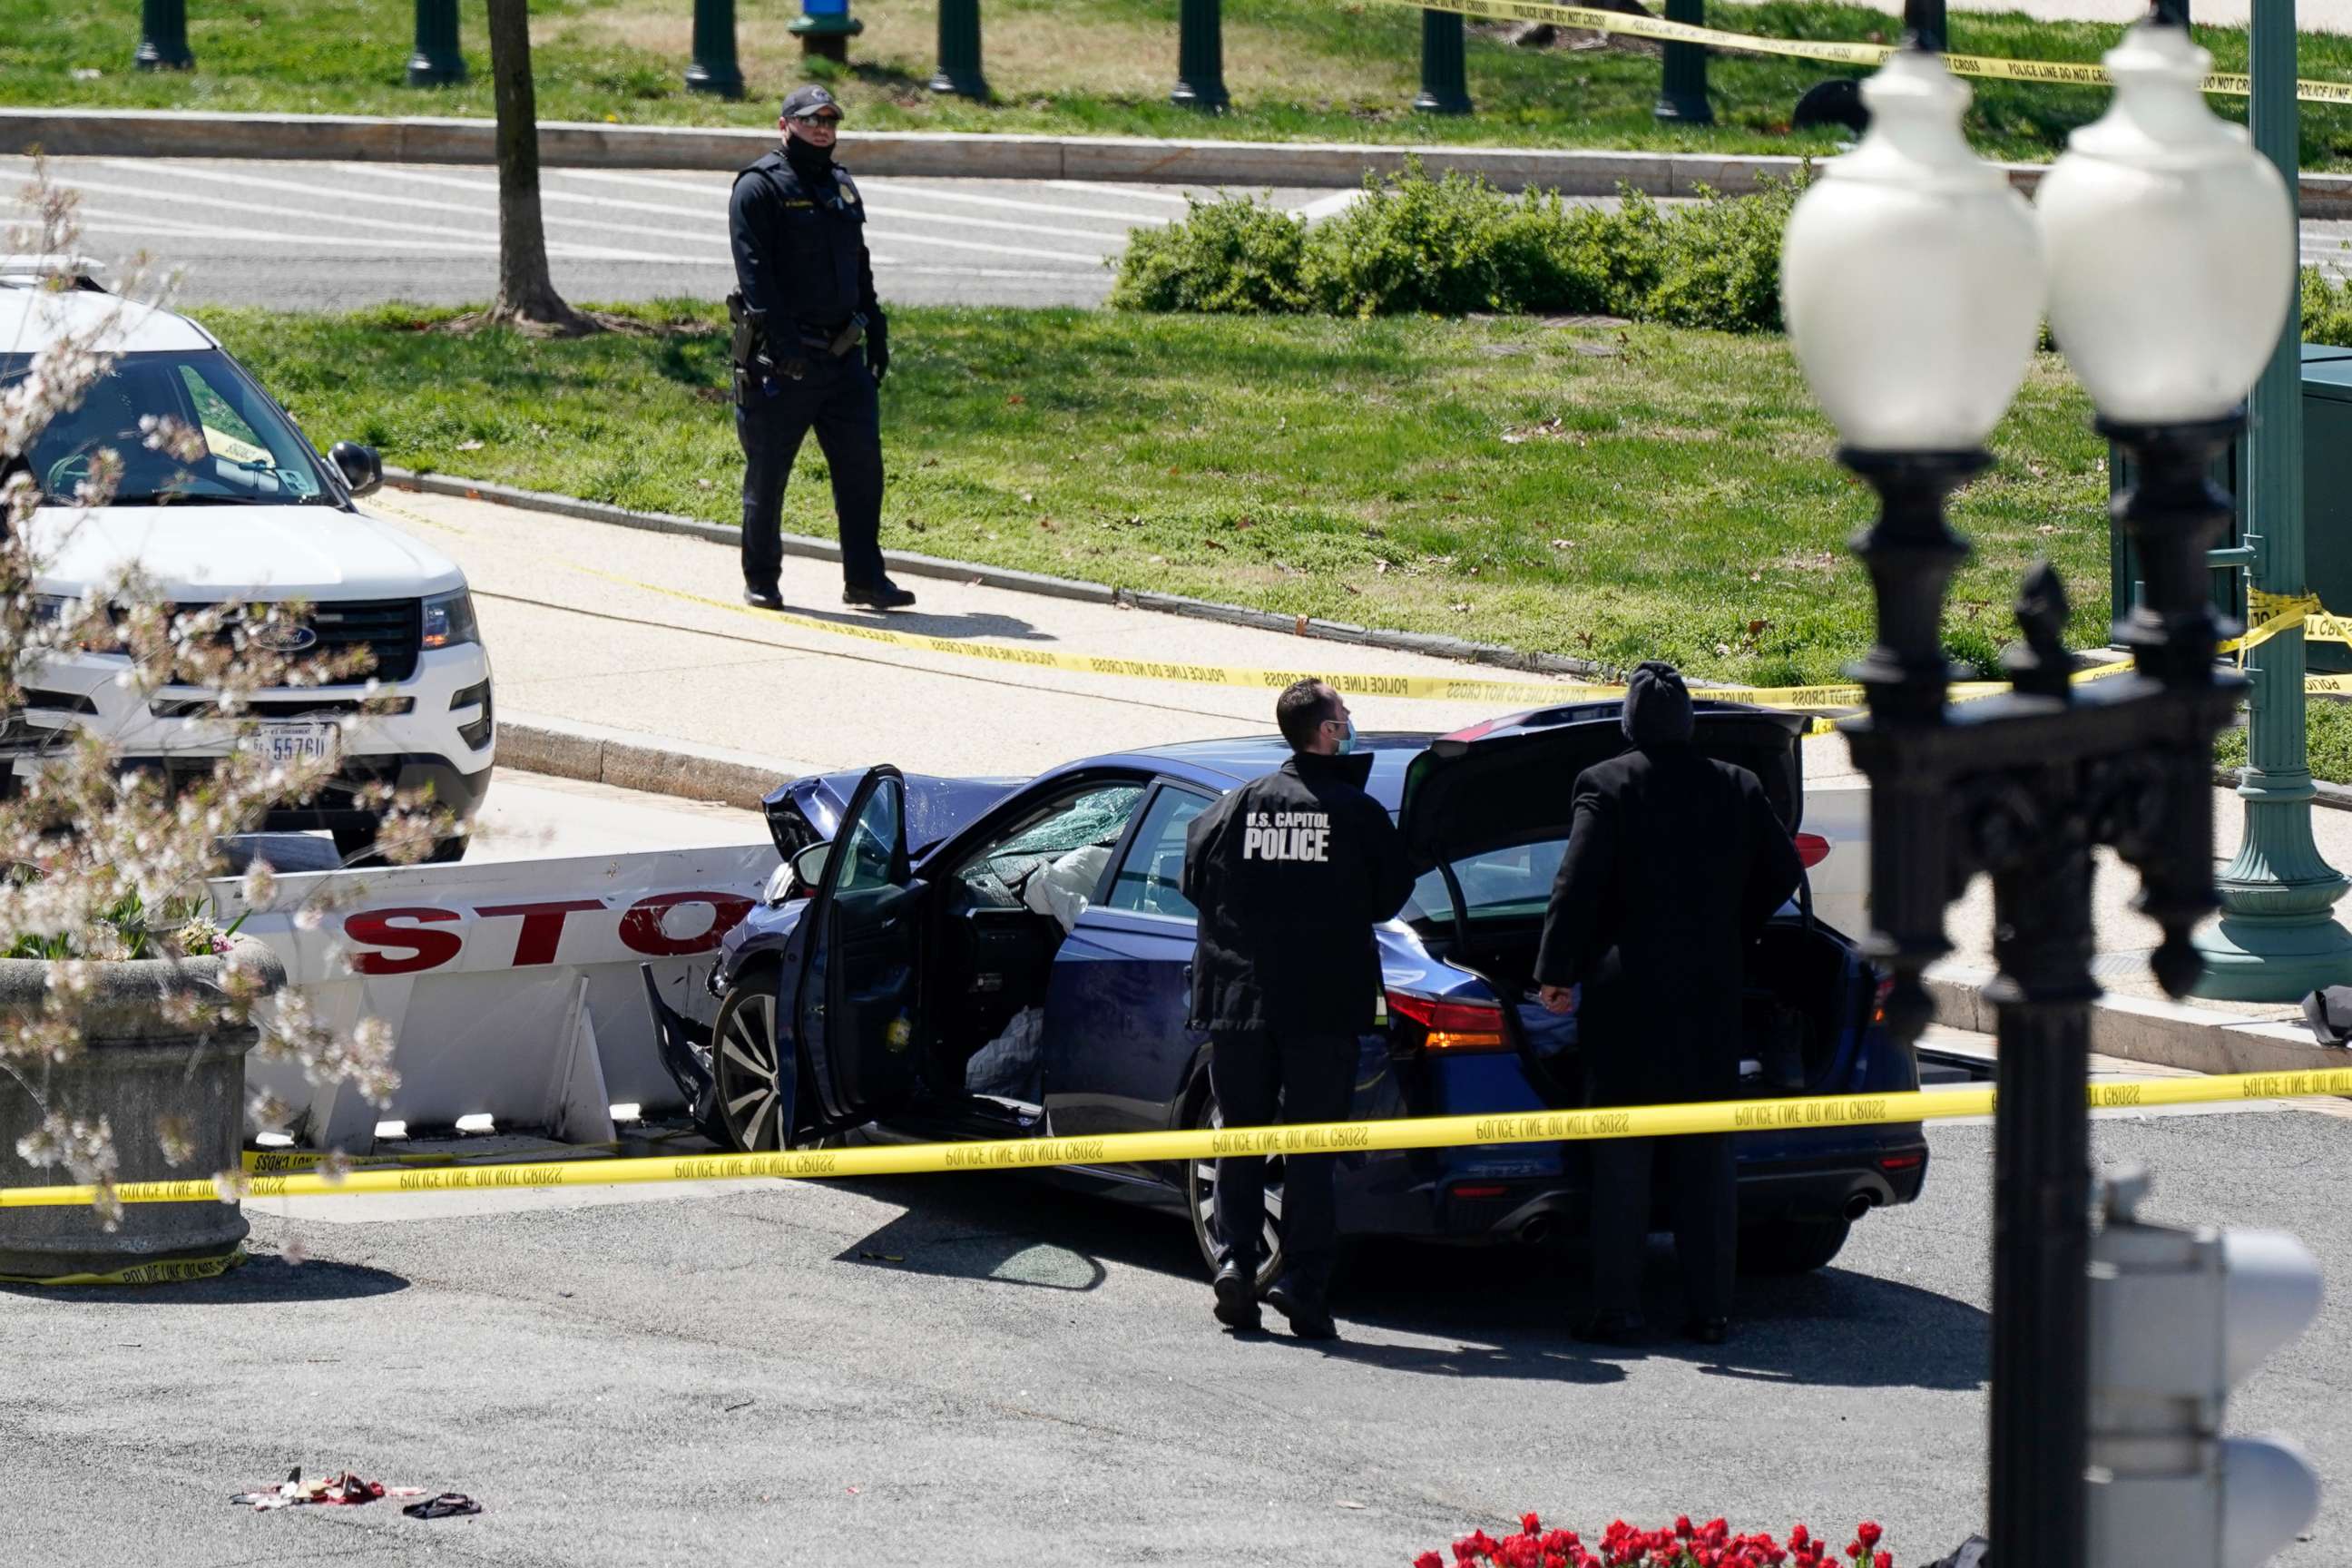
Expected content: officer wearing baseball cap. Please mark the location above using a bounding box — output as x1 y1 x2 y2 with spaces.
727 84 909 612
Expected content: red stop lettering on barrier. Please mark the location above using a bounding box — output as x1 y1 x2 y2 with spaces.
477 899 606 966
619 891 753 956
346 907 464 975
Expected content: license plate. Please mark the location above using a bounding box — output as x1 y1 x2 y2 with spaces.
239 720 340 767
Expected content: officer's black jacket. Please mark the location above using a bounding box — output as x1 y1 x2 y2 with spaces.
1181 750 1416 1037
728 146 884 343
1533 744 1802 1107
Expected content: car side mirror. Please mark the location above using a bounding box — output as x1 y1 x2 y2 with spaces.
792 841 830 891
329 440 383 498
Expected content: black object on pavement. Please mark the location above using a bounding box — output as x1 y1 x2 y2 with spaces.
403 1493 483 1520
2301 985 2352 1046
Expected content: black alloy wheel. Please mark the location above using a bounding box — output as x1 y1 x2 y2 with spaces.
1184 1083 1286 1291
711 970 797 1152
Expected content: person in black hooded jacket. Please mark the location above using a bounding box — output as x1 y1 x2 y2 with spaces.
1181 678 1416 1340
1534 661 1802 1347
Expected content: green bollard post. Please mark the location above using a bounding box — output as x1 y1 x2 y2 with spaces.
1171 0 1229 112
2192 0 2352 998
136 0 195 72
789 0 865 64
686 0 747 98
407 0 466 86
1654 0 1711 125
1413 10 1472 115
931 0 988 99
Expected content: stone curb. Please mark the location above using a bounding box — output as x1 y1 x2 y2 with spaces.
1926 961 2349 1079
13 107 2352 215
386 468 1623 682
496 710 818 814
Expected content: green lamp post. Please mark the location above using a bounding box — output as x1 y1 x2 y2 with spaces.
1171 0 1229 112
136 0 195 71
1655 0 1711 124
932 0 987 99
791 0 864 64
407 0 466 86
686 0 746 99
1413 10 1472 116
2192 0 2352 999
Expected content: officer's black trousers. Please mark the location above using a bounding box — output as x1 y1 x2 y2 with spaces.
1588 1132 1735 1322
736 351 887 593
1208 1029 1355 1295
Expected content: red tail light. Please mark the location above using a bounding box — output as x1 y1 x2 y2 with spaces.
1871 975 1894 1025
1794 832 1831 868
1387 991 1508 1053
1878 1153 1925 1172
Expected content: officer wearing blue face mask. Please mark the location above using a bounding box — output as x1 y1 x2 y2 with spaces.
1180 678 1415 1341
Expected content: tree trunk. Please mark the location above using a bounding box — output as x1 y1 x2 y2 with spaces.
486 0 592 334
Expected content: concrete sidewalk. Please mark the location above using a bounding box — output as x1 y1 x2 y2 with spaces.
370 487 1563 787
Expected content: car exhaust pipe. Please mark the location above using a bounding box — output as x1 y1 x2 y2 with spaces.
1843 1191 1877 1222
1518 1214 1556 1245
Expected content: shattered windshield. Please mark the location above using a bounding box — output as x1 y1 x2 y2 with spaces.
0 348 330 506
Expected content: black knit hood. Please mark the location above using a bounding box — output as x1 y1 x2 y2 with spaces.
1621 661 1694 749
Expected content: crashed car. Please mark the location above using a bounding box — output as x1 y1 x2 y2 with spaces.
647 700 1926 1282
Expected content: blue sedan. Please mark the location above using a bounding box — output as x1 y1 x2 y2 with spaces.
648 699 1927 1283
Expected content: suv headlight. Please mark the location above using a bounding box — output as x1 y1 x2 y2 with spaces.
30 593 123 654
421 588 480 651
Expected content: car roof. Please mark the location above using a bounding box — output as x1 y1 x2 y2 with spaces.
0 282 216 357
1111 732 1432 808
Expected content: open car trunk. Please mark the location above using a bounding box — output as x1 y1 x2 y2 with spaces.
1398 703 1854 1097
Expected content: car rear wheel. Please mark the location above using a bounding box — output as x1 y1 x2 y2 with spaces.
1183 1082 1286 1291
1738 1215 1851 1275
711 971 796 1152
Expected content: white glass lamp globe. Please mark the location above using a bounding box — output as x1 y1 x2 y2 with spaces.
1780 47 2047 453
2034 18 2292 424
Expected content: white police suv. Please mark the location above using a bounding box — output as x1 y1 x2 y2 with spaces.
1 270 493 861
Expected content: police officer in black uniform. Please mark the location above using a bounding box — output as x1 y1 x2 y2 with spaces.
728 84 911 612
1181 679 1416 1340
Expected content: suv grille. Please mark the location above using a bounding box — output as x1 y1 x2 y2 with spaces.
178 598 423 685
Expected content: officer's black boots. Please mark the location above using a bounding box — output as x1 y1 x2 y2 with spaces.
1264 1278 1338 1341
843 577 916 611
744 584 785 611
1211 1262 1261 1332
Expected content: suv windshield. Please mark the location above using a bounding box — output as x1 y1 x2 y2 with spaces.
0 348 330 506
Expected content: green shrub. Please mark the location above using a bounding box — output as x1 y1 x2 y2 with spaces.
1107 194 1309 314
1112 163 1807 334
2306 266 2352 348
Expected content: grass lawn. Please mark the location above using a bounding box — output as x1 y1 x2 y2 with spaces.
201 301 2109 687
2218 700 2352 786
13 1 2352 166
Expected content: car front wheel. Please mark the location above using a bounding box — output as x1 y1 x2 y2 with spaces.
1183 1082 1286 1291
711 971 797 1152
1738 1215 1851 1275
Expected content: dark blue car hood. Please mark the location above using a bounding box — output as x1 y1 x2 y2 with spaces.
763 769 1022 861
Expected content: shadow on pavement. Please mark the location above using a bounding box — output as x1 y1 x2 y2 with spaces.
0 1252 409 1306
757 600 1056 643
825 1172 1985 1390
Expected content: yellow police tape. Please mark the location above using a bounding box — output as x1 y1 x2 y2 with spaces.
0 1246 246 1286
4 1069 2347 1210
1384 0 2352 106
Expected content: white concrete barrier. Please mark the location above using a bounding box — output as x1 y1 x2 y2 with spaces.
221 842 775 1152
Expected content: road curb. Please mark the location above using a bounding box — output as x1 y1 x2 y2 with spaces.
1926 962 2345 1079
497 710 814 814
386 468 1624 682
15 107 2352 214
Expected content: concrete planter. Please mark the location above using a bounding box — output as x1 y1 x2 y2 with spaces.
0 939 285 1284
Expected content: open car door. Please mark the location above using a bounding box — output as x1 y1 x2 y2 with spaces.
794 766 926 1126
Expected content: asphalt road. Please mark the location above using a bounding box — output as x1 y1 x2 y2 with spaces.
3 1098 2347 1567
2 154 1348 310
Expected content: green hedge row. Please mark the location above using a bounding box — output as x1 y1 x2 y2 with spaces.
1110 163 1800 334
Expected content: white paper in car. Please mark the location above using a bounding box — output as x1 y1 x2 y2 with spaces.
1023 844 1111 934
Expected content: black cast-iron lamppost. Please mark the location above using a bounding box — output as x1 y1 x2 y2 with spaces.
1780 6 2290 1566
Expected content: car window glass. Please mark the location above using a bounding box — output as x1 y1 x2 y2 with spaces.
0 349 326 505
832 777 903 894
1404 838 1567 924
956 783 1144 904
1105 788 1210 920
